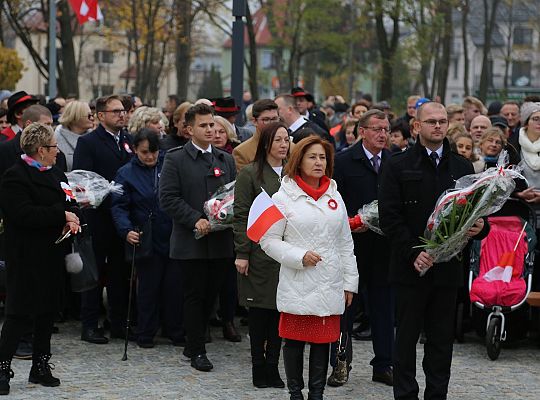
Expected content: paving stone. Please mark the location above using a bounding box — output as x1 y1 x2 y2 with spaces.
2 321 539 399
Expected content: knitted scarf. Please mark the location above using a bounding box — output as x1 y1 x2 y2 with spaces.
519 128 540 171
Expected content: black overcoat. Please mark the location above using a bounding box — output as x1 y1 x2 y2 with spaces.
334 141 391 285
0 159 75 315
159 141 236 260
378 139 489 287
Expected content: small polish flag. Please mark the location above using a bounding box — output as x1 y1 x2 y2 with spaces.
247 190 285 243
483 252 515 283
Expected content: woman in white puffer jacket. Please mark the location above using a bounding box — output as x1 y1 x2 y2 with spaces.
260 136 358 400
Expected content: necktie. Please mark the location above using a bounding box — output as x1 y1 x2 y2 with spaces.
371 155 380 173
429 152 439 167
114 134 120 150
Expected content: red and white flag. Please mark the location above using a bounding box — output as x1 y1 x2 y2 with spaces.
68 0 104 25
247 191 285 243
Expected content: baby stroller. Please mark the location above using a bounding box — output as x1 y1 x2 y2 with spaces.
468 198 536 360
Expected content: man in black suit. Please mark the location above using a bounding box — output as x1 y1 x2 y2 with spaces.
333 109 394 386
379 102 489 400
73 95 134 344
274 94 332 144
159 104 236 372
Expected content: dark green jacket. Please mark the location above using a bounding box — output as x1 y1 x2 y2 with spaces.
233 161 283 309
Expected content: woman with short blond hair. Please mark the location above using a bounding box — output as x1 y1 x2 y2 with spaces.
55 101 94 171
127 106 168 135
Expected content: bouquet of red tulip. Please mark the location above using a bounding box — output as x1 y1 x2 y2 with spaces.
416 166 523 269
194 181 235 239
348 200 383 235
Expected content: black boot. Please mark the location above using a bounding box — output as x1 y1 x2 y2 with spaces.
252 364 268 388
0 360 14 395
283 343 305 400
266 364 285 388
307 344 329 400
29 354 60 387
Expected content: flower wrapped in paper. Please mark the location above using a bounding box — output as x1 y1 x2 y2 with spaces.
66 170 123 208
348 199 383 235
416 166 525 267
194 181 235 239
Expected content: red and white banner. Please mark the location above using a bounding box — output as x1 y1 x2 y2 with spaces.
68 0 103 25
247 191 284 243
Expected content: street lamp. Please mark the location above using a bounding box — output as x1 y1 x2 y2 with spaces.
231 0 245 115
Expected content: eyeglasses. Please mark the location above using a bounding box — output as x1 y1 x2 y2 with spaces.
421 119 448 127
42 144 58 149
87 113 95 120
365 126 390 134
102 109 127 116
258 117 280 124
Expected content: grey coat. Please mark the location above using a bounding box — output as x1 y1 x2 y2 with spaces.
159 141 236 260
233 162 283 309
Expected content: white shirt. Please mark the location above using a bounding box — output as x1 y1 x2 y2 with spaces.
362 144 382 161
192 142 212 153
426 145 443 165
289 116 308 133
272 166 283 176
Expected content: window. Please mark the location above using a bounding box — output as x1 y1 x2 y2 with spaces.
94 50 114 64
92 85 114 98
512 61 531 87
513 27 533 46
261 50 274 70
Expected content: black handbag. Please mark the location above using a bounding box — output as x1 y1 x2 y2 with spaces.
125 214 153 263
70 232 99 293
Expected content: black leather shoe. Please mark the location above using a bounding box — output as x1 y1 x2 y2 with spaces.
223 322 242 342
351 327 372 341
191 354 213 372
266 364 285 388
81 328 109 344
14 341 33 360
372 370 393 386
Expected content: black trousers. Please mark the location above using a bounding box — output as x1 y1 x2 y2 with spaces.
161 259 184 341
248 307 281 366
368 283 395 372
393 284 457 400
180 258 228 356
218 261 238 323
0 314 54 360
80 216 129 332
135 253 176 342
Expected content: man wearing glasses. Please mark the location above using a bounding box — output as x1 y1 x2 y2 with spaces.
232 99 280 172
274 94 331 144
333 109 394 387
73 95 134 345
379 102 489 400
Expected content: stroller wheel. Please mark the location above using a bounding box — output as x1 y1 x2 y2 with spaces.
486 317 502 361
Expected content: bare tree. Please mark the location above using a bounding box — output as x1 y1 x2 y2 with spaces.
460 0 470 96
1 0 84 96
372 0 401 100
478 0 501 102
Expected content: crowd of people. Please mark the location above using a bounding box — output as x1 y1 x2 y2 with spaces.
0 86 538 399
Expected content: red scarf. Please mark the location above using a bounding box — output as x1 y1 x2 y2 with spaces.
294 175 330 201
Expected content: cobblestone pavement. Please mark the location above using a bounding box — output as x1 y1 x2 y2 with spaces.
4 321 540 399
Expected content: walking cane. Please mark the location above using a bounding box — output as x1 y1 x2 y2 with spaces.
122 227 140 361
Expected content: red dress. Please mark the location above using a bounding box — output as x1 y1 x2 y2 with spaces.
278 175 341 344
